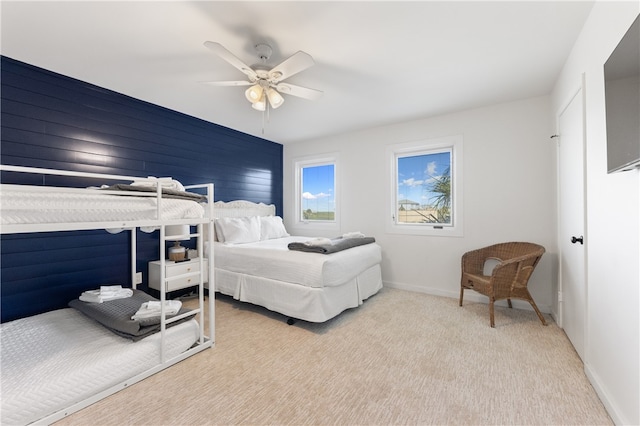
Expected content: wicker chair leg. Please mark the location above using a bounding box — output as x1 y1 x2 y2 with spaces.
507 298 512 309
489 299 495 328
459 286 464 306
529 299 548 326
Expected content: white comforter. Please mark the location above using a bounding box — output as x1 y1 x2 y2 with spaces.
212 236 382 288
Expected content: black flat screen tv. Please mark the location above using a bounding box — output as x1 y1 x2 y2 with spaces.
604 14 640 173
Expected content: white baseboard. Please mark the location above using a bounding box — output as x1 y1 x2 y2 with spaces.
584 362 627 425
382 281 552 314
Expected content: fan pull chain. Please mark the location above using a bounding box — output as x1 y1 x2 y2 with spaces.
261 101 272 135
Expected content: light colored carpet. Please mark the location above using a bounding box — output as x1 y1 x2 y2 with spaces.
56 288 612 425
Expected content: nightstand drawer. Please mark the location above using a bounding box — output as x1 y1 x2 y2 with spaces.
166 261 202 278
148 258 208 292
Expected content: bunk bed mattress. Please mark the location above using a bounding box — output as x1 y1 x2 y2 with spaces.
0 184 205 226
212 236 382 288
0 308 199 425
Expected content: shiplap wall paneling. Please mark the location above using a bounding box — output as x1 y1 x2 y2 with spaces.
0 56 283 321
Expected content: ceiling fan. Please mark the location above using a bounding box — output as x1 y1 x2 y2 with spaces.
203 41 323 112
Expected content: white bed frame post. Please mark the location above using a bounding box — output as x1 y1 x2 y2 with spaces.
207 183 215 344
159 223 167 363
184 182 215 346
131 228 137 290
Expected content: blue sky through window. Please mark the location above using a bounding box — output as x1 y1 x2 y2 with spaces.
397 151 450 207
302 164 335 213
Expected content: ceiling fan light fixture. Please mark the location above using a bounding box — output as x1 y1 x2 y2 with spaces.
204 41 322 131
266 88 284 109
245 84 263 103
251 93 267 111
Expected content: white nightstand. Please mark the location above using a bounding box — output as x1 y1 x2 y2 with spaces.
148 258 208 292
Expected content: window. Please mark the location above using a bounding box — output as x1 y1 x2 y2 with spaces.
294 154 338 228
386 135 463 237
397 150 451 224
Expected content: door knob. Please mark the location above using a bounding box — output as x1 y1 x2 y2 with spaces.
571 236 584 245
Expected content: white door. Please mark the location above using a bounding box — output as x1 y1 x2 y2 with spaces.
557 85 587 360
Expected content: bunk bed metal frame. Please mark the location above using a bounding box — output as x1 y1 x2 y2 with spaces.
0 164 215 424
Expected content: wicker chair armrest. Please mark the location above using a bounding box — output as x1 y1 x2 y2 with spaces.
490 252 543 294
492 251 542 268
462 243 544 276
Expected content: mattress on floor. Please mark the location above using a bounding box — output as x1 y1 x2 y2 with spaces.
0 308 199 425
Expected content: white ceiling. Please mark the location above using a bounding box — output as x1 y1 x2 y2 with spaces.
0 1 594 144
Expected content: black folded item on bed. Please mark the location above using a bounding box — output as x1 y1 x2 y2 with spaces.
288 236 376 254
103 184 207 202
69 289 195 341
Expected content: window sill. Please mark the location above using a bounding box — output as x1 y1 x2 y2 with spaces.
385 223 463 237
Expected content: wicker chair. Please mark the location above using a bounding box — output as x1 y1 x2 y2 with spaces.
459 242 547 327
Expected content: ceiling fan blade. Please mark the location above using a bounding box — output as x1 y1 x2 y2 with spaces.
269 51 315 82
204 41 257 81
275 83 323 101
202 80 253 87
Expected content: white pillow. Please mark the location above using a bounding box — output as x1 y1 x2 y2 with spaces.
215 216 261 244
260 216 290 240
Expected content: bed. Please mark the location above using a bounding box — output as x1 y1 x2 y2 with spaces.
208 200 383 323
0 165 215 425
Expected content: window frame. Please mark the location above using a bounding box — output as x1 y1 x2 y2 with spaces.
293 153 339 231
385 135 463 237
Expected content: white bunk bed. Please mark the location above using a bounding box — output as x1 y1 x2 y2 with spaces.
0 165 215 425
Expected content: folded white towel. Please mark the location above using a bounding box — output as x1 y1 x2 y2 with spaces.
130 177 185 191
131 300 182 320
342 231 365 238
304 237 332 247
79 285 133 303
99 285 126 294
79 291 103 303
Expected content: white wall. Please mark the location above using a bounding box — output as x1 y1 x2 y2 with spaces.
284 95 557 312
551 2 639 425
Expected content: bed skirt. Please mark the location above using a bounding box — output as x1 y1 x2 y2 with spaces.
211 264 383 322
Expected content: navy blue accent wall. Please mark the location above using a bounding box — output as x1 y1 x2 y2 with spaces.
0 56 283 322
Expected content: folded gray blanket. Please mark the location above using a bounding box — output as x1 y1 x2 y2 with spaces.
288 236 376 254
103 184 207 202
69 289 195 341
